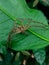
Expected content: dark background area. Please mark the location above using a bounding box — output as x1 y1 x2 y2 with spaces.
37 3 49 20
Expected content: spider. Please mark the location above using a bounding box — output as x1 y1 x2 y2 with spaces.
7 18 49 47
13 18 49 34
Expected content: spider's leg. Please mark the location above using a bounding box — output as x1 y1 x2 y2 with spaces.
16 18 49 27
23 18 32 29
15 18 24 26
26 18 49 30
14 19 20 28
28 18 49 27
29 24 49 30
7 30 13 48
15 18 49 30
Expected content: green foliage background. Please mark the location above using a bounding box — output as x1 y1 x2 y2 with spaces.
0 0 49 65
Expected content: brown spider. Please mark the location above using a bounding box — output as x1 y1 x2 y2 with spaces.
7 18 49 47
8 18 49 35
13 18 49 33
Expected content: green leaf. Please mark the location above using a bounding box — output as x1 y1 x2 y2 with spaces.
0 10 14 45
0 0 48 23
11 32 49 51
33 49 46 65
0 0 49 51
0 44 7 55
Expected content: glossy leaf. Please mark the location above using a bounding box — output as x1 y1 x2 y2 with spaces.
11 32 49 51
0 10 14 45
0 0 49 51
33 49 46 65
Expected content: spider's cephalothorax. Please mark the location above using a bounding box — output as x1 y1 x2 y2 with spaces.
15 26 27 33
